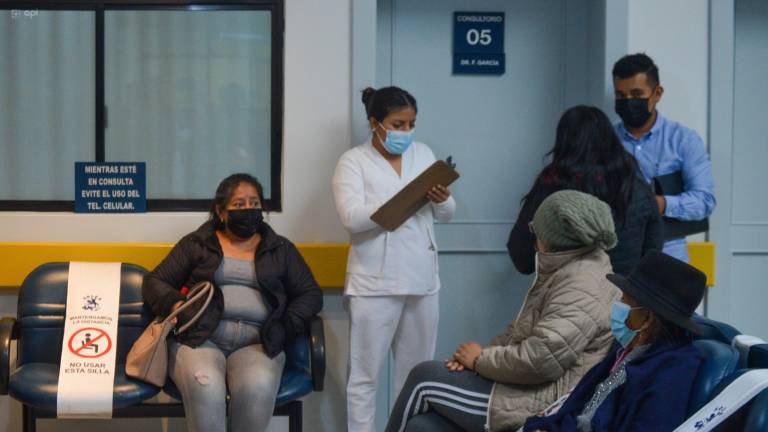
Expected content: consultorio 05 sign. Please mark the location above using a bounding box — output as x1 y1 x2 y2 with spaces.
453 11 505 75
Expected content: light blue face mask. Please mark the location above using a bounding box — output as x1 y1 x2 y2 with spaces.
375 122 414 155
610 301 643 348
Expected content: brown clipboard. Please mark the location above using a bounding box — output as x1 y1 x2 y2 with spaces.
370 159 460 231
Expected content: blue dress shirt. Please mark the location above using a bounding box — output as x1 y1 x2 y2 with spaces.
615 113 716 262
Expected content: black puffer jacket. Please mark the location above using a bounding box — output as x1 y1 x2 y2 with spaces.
142 220 323 358
507 177 662 276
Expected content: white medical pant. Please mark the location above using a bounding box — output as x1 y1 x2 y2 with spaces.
346 294 439 432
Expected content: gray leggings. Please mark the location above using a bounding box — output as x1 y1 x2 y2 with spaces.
385 360 494 432
169 319 285 432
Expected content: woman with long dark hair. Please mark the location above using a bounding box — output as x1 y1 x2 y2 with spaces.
507 105 662 276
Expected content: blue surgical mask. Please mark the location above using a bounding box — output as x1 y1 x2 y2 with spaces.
375 122 414 155
610 301 641 348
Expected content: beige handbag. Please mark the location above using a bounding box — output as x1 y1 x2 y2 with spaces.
126 281 214 386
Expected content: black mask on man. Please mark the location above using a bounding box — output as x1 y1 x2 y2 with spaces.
225 208 263 238
615 98 652 129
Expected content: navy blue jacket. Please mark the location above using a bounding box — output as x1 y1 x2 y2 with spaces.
523 341 702 432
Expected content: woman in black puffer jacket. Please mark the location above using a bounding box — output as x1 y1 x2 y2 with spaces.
507 105 662 276
142 173 322 432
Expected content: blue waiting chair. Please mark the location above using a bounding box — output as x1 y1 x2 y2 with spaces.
714 343 768 431
741 390 768 431
0 262 325 432
686 339 740 417
0 262 159 430
692 314 741 345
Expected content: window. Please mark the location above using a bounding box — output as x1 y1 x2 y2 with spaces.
0 1 284 211
0 10 95 203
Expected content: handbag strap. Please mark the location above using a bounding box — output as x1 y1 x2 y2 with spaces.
163 281 215 334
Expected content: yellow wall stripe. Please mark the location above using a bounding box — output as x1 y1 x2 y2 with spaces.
0 242 349 289
0 242 715 289
688 242 716 287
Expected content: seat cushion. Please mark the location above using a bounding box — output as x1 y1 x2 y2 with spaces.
9 363 159 410
163 367 312 407
274 369 313 405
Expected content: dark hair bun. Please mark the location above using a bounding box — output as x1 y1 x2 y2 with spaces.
363 86 418 122
361 87 377 109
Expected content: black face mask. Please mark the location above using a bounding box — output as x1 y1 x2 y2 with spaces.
225 208 263 238
615 98 652 129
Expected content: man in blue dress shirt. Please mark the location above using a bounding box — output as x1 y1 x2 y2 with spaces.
612 53 716 262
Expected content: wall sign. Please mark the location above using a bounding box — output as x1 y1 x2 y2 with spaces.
57 262 122 418
453 11 505 75
75 162 146 213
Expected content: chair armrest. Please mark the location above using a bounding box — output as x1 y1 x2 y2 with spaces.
0 317 16 395
309 316 325 392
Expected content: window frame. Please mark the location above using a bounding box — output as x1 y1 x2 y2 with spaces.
0 0 284 212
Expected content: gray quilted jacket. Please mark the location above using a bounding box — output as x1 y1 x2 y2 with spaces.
474 246 619 431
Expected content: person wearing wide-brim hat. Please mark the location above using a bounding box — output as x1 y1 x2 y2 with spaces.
523 251 706 432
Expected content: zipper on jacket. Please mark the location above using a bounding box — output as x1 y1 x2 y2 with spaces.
256 237 284 257
510 252 540 324
485 382 496 432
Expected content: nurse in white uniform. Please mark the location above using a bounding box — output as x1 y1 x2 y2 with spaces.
332 86 456 432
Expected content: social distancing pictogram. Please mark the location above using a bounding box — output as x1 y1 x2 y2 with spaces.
68 327 112 359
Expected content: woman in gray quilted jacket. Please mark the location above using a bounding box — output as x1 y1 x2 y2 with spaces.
385 190 620 432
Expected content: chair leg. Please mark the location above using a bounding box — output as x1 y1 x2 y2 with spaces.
22 405 36 432
288 400 302 432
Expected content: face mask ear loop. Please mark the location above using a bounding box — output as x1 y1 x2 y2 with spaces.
372 121 386 145
374 130 386 145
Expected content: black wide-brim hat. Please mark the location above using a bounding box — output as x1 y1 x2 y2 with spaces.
606 251 706 334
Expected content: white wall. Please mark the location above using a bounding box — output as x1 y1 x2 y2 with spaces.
708 0 768 338
627 0 710 144
0 0 351 430
627 0 711 257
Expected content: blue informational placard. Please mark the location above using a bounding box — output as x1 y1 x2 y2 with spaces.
453 11 505 75
75 162 147 213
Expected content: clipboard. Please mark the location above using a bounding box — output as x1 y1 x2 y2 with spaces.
371 158 460 231
653 171 709 239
